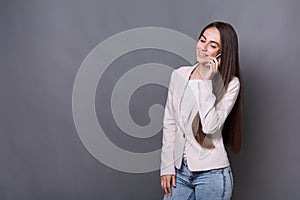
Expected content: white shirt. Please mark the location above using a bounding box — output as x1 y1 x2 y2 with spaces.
181 80 200 121
181 80 201 159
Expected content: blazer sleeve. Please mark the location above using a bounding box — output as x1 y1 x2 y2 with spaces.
160 71 177 176
197 77 240 134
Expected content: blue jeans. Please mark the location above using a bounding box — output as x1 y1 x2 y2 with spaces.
163 159 233 200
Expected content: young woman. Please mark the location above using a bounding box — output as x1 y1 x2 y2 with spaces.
160 21 242 200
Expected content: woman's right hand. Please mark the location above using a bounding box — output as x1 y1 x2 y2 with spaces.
160 174 176 197
196 56 219 80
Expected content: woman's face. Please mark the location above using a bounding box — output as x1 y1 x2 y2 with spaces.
196 27 221 62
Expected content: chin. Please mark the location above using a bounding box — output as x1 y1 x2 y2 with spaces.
196 57 205 63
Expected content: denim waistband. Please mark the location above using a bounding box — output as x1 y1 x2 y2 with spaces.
181 157 231 174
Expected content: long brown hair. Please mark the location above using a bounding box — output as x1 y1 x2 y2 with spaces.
196 22 243 154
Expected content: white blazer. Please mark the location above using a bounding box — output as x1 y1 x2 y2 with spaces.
160 64 240 176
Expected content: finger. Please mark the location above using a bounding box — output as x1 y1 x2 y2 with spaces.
172 175 176 187
212 60 217 74
161 177 169 196
163 182 169 196
208 58 217 75
166 176 172 196
160 178 164 190
207 61 214 79
164 176 172 196
217 56 221 66
212 57 220 69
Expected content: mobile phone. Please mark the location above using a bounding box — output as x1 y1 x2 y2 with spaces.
215 53 221 59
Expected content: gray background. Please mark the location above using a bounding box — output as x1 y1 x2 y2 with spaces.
1 0 300 199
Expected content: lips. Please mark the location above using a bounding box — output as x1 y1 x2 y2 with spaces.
197 52 208 58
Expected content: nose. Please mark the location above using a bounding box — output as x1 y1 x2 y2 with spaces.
198 42 207 52
201 43 208 51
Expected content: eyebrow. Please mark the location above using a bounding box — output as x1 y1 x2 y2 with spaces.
200 35 220 46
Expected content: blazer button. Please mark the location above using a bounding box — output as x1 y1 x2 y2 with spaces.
183 133 185 138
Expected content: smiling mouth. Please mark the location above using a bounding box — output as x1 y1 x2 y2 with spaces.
197 52 208 58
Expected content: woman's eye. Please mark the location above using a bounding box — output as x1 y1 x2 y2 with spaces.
210 45 217 49
200 39 205 43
